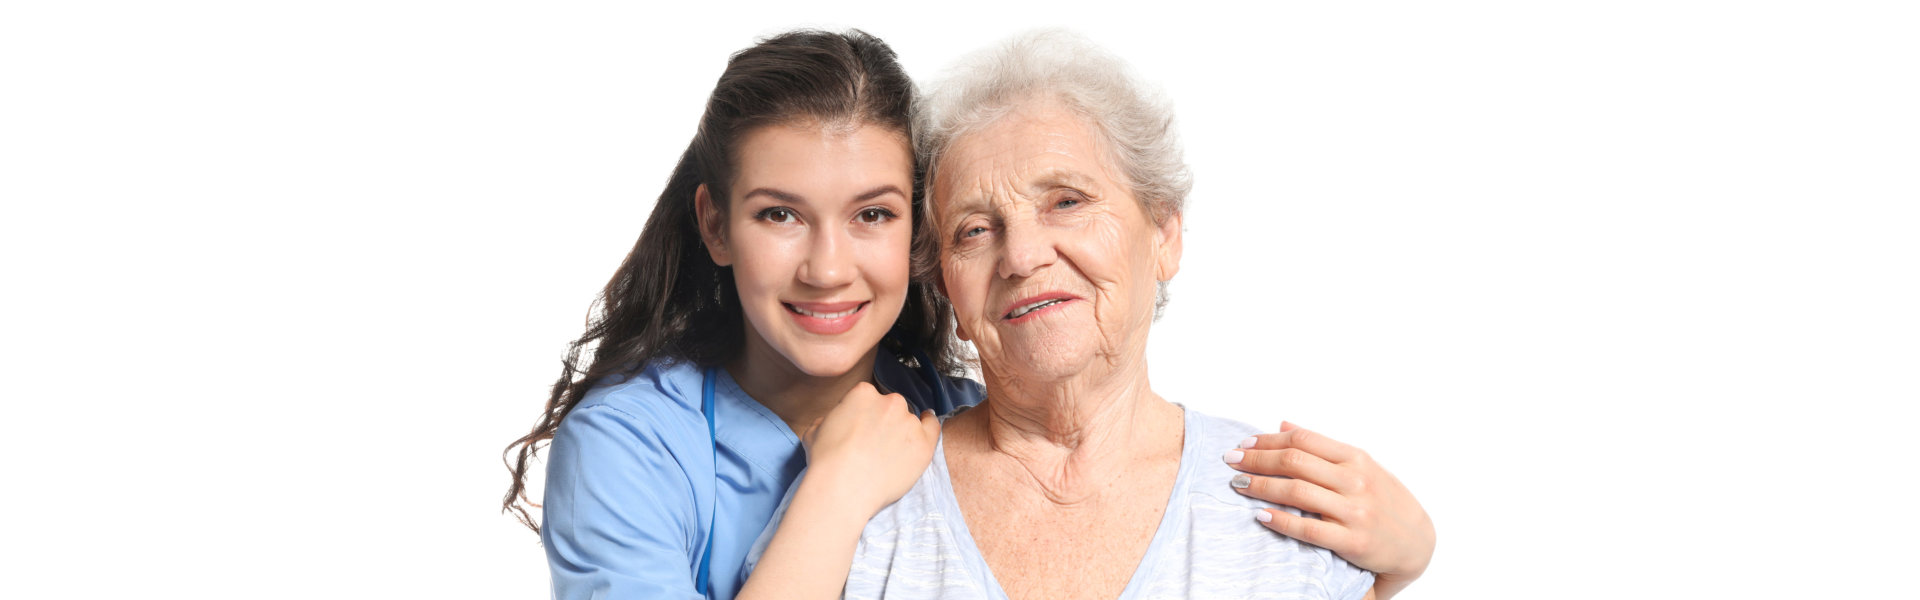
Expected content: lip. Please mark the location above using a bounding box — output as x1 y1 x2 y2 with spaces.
785 300 870 335
1001 292 1079 324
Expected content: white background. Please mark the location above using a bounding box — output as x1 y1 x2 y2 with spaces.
4 1 1916 598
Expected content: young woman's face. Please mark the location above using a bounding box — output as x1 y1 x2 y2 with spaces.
700 122 915 378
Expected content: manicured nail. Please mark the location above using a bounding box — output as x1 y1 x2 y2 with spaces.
1238 436 1259 449
1254 509 1273 523
1231 474 1252 489
1223 450 1244 464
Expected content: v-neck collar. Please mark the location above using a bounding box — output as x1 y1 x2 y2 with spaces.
927 405 1197 600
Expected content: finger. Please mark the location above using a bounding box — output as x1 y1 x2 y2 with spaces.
1255 507 1353 554
1231 473 1349 519
919 409 941 438
1237 426 1361 464
1227 447 1357 493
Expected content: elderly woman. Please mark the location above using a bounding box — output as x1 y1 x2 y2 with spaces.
754 31 1429 600
839 32 1384 600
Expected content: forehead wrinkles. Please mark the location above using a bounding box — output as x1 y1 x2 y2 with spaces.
932 114 1119 220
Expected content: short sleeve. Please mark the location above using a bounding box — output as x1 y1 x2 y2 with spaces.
542 403 707 600
1323 551 1375 600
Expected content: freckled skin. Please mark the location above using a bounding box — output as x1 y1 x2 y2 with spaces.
933 99 1188 600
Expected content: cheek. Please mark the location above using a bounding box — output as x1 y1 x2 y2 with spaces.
941 256 987 315
864 229 913 299
726 226 798 302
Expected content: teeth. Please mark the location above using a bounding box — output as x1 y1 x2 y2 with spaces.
1009 298 1065 319
790 304 860 319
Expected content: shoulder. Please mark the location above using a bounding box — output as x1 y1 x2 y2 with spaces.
556 359 708 447
547 359 714 496
845 461 987 599
860 463 948 541
1172 407 1376 600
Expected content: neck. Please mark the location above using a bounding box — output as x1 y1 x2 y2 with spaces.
725 343 879 436
951 358 1182 504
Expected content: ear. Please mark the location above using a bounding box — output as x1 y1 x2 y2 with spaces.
1153 209 1183 283
694 184 731 267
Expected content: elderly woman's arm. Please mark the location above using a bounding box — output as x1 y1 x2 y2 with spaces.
1227 423 1435 600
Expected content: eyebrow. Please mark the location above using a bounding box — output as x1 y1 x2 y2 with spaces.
939 167 1102 215
1028 168 1101 195
741 185 908 204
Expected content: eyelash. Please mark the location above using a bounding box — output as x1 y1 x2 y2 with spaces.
856 207 897 225
1054 191 1087 210
756 206 902 226
754 207 799 224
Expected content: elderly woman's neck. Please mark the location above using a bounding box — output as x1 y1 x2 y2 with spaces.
961 364 1184 485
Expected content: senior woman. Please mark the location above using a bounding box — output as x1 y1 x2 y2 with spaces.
753 31 1428 600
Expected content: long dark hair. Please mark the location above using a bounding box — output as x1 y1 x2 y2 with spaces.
502 29 959 533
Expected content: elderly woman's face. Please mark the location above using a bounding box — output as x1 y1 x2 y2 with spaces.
933 100 1182 383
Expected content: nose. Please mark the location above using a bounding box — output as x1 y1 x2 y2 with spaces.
797 226 857 289
996 218 1058 280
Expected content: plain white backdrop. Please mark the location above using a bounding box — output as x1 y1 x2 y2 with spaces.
4 1 1917 598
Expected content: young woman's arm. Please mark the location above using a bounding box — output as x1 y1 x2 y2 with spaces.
1229 423 1436 600
734 383 942 600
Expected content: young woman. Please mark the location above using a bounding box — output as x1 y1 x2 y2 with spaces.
502 29 1433 600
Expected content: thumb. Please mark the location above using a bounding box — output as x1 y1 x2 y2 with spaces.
1280 420 1298 432
919 409 941 439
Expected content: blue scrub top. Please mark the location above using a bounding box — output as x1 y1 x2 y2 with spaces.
541 347 984 600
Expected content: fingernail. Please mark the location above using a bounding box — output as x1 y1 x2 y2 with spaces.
1254 509 1273 523
1223 450 1244 464
1231 474 1251 489
1238 436 1259 449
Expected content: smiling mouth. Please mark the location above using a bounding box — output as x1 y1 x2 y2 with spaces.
786 303 866 319
1004 298 1069 320
783 301 871 335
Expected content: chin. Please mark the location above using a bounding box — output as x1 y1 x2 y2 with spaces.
779 340 874 378
991 337 1099 383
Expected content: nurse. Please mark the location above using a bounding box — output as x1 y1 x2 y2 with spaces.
500 29 967 600
502 28 1434 600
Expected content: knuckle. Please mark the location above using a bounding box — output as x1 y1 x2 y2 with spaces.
1348 503 1373 525
1277 448 1306 469
1347 535 1371 557
1290 428 1317 447
1260 476 1291 498
1347 473 1370 494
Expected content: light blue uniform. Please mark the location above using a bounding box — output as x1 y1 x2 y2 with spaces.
541 347 984 600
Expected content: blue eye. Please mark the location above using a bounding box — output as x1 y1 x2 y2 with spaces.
962 226 987 238
1055 198 1079 209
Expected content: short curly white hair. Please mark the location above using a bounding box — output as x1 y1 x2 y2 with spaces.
916 29 1192 315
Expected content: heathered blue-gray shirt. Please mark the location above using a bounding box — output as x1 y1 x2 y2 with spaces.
750 407 1374 600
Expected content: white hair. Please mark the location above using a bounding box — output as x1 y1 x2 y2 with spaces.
917 29 1192 315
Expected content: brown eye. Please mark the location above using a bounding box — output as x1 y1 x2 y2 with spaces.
857 207 894 224
757 207 797 223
